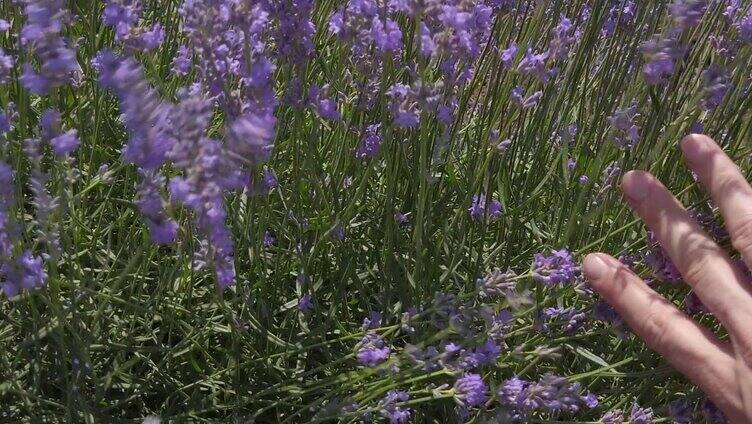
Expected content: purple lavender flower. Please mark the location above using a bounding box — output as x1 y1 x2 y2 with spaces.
135 171 178 245
517 48 549 80
630 403 654 424
377 390 411 424
688 209 728 241
1 250 48 298
50 130 79 156
361 311 382 331
517 374 589 414
532 249 580 285
469 194 504 221
226 113 276 167
169 95 240 287
0 162 24 298
737 10 752 43
263 229 275 248
171 45 192 76
25 138 62 257
476 269 517 297
668 399 692 424
394 211 409 226
497 138 512 153
684 291 708 315
668 0 707 31
0 48 14 85
371 16 402 54
700 66 731 110
510 86 542 109
261 168 278 193
600 409 625 424
640 37 686 85
103 0 165 52
39 109 61 140
602 1 637 37
179 0 276 114
387 83 420 129
331 223 345 241
701 398 727 423
266 1 316 66
0 107 11 136
578 175 589 185
356 124 382 159
725 1 741 22
298 293 314 313
645 231 682 283
405 344 440 371
537 307 588 335
453 373 488 408
548 17 578 61
498 376 529 406
440 342 467 371
19 0 80 95
593 301 630 337
595 161 623 202
97 51 173 170
0 162 16 257
500 42 518 68
309 85 341 122
607 102 640 149
582 392 599 409
473 339 501 366
356 333 391 366
329 1 402 57
708 34 739 59
468 194 485 220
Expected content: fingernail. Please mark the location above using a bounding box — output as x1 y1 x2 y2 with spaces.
680 134 712 164
583 254 610 281
621 171 651 202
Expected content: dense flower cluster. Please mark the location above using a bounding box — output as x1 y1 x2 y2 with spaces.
0 161 48 298
533 249 580 285
535 306 588 335
377 390 412 424
356 332 391 367
97 52 178 245
102 0 165 52
20 0 80 94
498 374 597 419
0 0 749 421
454 373 489 408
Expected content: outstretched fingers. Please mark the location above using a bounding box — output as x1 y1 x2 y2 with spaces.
583 253 745 419
681 134 752 271
620 170 752 348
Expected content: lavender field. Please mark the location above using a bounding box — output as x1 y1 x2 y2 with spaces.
1 0 751 422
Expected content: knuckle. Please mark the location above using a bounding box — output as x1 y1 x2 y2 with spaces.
637 306 672 350
682 253 715 287
738 341 752 368
730 216 752 260
713 171 742 196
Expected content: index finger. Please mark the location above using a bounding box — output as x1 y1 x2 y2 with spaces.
582 253 746 420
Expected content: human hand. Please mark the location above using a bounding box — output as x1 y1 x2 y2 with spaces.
583 134 752 423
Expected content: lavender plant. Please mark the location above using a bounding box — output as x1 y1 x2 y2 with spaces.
0 0 751 422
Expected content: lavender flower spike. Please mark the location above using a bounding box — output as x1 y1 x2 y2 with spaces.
533 249 580 285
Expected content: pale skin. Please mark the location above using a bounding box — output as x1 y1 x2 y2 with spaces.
583 134 752 423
